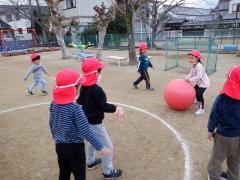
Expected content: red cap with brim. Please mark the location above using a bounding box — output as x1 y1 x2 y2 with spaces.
30 53 40 62
53 68 86 104
220 65 240 100
81 58 105 86
188 49 204 63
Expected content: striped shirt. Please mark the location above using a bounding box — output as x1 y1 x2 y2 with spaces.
49 102 103 151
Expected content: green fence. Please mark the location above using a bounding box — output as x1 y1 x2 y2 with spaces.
164 37 218 75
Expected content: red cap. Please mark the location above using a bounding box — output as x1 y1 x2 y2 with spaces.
30 53 40 62
81 58 105 86
53 68 86 104
138 42 148 50
221 65 240 100
188 49 204 63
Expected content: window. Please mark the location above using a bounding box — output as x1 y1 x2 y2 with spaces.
18 28 23 34
6 14 13 22
66 0 76 9
15 14 20 21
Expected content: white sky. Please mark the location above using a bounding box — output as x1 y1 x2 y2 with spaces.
185 0 219 9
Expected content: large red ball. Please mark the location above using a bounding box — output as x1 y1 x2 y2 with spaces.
164 79 196 110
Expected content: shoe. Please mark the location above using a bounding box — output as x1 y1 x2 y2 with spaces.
147 87 154 91
41 90 48 94
195 108 205 115
87 158 102 169
103 169 122 179
220 172 228 180
27 89 33 95
133 83 138 89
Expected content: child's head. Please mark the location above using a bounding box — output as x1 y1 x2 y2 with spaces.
81 57 105 86
221 65 240 100
187 49 203 65
53 68 86 104
31 53 40 64
138 42 148 55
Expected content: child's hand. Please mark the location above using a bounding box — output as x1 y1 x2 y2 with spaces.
116 106 124 122
101 147 111 156
208 132 214 141
184 79 189 82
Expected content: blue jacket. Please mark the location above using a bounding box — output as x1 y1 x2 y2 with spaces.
208 94 240 137
137 54 153 72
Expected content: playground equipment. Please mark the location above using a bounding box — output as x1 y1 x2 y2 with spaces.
164 79 196 110
164 36 218 75
69 42 94 51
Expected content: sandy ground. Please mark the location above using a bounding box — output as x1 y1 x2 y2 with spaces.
0 48 239 180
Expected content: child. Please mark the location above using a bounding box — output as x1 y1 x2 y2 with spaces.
185 49 210 115
76 58 124 179
49 68 111 180
207 65 240 180
133 42 154 91
23 53 49 95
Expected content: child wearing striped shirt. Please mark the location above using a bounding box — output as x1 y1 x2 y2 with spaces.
49 68 110 180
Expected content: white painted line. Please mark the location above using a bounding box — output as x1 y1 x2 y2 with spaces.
0 102 191 180
111 102 191 180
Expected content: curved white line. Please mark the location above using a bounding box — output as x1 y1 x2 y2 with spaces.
0 102 191 180
111 102 191 180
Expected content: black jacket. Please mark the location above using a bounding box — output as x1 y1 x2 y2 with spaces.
77 84 116 125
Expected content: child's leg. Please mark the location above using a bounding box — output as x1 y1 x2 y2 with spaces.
89 124 113 175
133 72 144 86
145 71 151 89
56 143 86 180
207 134 232 180
39 78 46 91
28 79 39 92
87 141 97 165
196 86 206 109
226 137 240 180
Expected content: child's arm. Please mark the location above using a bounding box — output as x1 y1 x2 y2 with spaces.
207 95 221 140
148 59 153 69
74 107 104 150
42 65 49 76
23 65 33 81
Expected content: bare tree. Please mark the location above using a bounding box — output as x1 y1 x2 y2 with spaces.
125 0 151 64
140 0 185 47
46 0 70 59
94 2 117 59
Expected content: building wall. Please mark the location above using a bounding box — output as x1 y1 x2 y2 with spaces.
0 14 31 31
229 0 240 14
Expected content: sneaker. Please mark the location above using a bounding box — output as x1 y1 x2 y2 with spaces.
27 89 33 95
147 87 154 91
133 83 138 89
195 108 205 115
41 90 48 94
220 172 228 180
103 169 123 179
87 158 102 169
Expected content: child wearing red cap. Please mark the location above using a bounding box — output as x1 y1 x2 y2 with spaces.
133 42 154 91
23 53 49 95
76 58 124 179
185 49 210 115
207 65 240 180
49 68 111 180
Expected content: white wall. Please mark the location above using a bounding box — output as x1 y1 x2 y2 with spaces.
229 0 240 13
0 14 31 31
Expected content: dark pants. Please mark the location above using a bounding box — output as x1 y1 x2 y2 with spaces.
56 143 86 180
194 85 206 109
133 71 151 89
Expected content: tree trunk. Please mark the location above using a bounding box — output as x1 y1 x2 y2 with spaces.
151 28 157 47
126 0 137 64
96 26 107 59
55 29 70 59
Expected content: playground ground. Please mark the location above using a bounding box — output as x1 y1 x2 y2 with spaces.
0 48 239 180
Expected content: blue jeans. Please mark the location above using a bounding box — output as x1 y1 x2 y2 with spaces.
87 123 113 175
29 77 46 92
